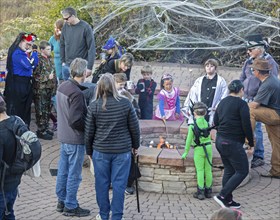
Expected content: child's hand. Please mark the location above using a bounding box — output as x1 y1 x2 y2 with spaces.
49 73 54 80
181 152 188 159
175 113 180 119
162 116 166 123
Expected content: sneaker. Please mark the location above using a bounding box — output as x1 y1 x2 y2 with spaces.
56 201 64 213
125 186 135 195
213 195 228 208
46 130 54 136
37 131 53 140
228 200 241 209
63 206 90 217
96 214 102 220
193 187 205 200
251 158 265 168
261 171 280 179
205 187 212 199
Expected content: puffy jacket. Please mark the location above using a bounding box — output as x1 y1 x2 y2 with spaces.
85 95 140 155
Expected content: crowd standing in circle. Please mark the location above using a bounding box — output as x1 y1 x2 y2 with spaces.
0 7 279 219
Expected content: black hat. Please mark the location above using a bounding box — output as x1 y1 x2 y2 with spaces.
246 34 266 48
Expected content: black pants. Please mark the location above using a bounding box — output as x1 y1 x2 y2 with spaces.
216 134 249 202
5 75 33 127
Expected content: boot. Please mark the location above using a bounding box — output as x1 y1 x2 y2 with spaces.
205 187 212 198
193 186 205 200
36 130 53 140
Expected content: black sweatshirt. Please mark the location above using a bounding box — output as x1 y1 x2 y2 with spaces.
0 116 22 192
214 96 254 147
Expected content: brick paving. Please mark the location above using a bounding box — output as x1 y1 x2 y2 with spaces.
14 125 280 220
2 60 279 219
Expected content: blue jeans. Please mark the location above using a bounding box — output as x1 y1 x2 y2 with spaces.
0 188 18 220
253 122 264 159
56 143 85 209
62 65 70 81
51 95 57 112
92 151 131 220
216 135 249 202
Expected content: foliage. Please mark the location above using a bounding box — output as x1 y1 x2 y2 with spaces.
1 0 279 65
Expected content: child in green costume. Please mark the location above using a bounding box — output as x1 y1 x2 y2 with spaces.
182 102 213 200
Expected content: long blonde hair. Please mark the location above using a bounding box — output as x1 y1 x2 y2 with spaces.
94 73 121 110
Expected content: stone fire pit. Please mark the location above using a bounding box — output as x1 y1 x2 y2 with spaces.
137 120 251 194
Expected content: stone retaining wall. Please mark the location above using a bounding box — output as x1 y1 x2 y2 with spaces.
138 120 252 194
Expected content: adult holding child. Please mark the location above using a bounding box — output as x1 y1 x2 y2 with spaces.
213 80 254 209
60 7 95 80
85 73 140 220
4 32 39 127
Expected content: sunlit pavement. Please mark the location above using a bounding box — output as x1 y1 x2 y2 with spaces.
3 60 279 220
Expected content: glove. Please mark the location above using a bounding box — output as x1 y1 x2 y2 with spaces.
181 152 188 159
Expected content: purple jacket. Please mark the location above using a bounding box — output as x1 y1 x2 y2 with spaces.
240 53 279 100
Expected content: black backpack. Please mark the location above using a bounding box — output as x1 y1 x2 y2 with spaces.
91 62 107 83
6 116 42 175
191 119 223 169
192 119 211 147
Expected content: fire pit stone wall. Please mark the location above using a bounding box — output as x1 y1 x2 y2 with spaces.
138 120 251 194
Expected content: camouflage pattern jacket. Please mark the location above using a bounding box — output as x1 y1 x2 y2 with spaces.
33 54 57 94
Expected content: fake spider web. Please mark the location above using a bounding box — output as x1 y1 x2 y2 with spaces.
84 0 280 52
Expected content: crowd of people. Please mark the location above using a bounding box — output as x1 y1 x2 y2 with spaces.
0 5 279 220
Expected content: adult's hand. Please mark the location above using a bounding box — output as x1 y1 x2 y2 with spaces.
86 69 92 78
246 146 254 157
132 148 138 156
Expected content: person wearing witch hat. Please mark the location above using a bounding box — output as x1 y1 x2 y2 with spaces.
248 58 280 179
240 33 279 169
4 32 39 127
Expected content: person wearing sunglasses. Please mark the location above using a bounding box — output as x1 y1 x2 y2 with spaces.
60 7 96 81
240 34 279 169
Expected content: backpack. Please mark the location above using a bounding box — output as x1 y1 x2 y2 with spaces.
191 119 223 169
192 119 211 147
6 116 42 175
91 62 107 83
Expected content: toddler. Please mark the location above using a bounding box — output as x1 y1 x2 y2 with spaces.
181 102 213 200
135 65 157 119
153 74 183 121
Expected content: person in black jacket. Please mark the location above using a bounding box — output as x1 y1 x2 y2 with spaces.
0 95 22 219
102 53 134 80
85 73 140 220
213 80 254 209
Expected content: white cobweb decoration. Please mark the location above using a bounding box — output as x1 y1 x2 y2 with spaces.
84 0 280 51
